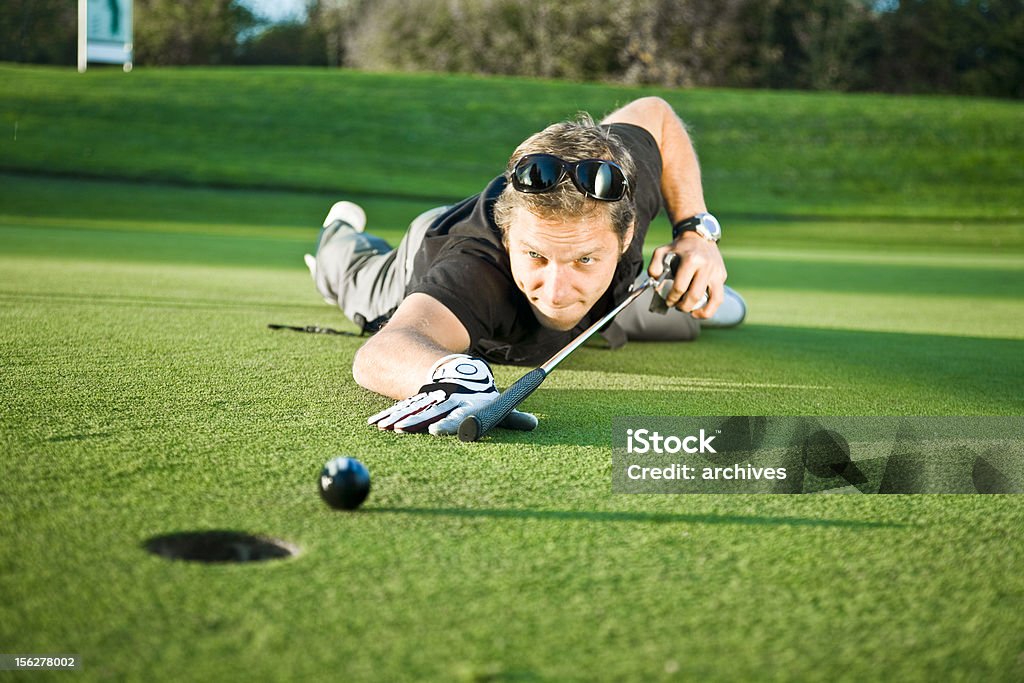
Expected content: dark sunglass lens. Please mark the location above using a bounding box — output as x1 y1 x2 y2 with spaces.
515 156 562 191
576 161 625 200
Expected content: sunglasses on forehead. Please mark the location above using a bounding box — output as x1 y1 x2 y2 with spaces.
509 153 630 202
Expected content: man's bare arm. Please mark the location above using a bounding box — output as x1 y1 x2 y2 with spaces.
602 97 726 318
352 293 471 399
602 96 707 222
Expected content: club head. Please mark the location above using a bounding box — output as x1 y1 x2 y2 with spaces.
647 253 709 315
648 253 680 315
649 281 671 315
660 253 681 278
650 286 708 314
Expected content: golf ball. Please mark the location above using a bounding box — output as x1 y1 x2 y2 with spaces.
319 456 371 510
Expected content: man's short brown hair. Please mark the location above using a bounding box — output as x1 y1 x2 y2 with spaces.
493 114 636 247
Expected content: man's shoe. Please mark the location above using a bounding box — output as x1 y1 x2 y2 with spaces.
700 286 746 328
322 201 366 232
305 201 368 281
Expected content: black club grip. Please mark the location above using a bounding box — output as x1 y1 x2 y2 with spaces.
458 368 547 442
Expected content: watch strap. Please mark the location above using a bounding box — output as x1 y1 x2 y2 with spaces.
671 216 701 241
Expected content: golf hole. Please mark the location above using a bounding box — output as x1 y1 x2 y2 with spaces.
144 531 299 563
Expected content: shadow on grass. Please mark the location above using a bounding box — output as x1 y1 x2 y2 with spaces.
743 324 1021 408
467 323 1024 447
0 290 326 313
729 258 1024 300
369 506 903 529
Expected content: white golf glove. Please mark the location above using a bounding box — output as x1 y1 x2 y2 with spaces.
368 354 538 435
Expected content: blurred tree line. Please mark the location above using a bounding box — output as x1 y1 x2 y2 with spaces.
2 0 1021 98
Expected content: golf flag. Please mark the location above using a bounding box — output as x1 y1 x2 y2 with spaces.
78 0 133 72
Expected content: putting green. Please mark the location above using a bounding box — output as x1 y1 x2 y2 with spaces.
2 66 1023 681
3 173 1022 680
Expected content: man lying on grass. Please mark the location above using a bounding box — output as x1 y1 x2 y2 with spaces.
305 96 745 435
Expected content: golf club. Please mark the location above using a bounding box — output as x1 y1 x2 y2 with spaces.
267 323 358 336
458 254 706 442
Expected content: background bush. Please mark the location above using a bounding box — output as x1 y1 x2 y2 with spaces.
1 0 1020 97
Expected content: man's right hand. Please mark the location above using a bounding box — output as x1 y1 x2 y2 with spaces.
650 235 726 319
368 354 537 436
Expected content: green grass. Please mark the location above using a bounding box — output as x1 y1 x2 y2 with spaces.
2 66 1024 681
2 64 1023 219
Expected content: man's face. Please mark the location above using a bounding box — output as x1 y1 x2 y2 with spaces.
506 206 632 331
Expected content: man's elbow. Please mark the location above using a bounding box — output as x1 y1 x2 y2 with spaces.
608 96 677 145
351 342 377 393
634 95 672 113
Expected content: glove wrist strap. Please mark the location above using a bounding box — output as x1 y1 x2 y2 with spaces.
428 353 473 378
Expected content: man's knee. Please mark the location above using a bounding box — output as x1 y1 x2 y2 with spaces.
630 311 701 342
614 288 702 342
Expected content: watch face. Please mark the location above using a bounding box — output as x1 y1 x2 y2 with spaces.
699 213 721 240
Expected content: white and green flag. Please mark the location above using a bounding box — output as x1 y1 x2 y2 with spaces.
78 0 133 71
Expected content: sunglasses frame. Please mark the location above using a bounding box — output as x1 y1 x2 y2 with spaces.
509 153 630 202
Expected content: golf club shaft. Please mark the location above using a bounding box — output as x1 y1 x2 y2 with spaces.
540 279 656 373
457 277 656 442
267 323 353 336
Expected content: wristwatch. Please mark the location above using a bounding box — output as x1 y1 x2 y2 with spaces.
672 212 721 243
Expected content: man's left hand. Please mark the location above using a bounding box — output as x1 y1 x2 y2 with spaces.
649 234 727 319
367 354 538 435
